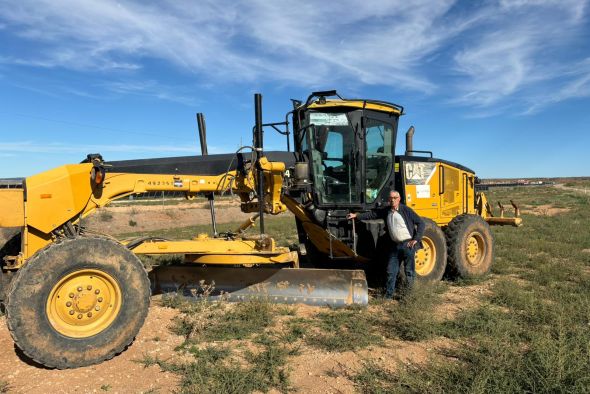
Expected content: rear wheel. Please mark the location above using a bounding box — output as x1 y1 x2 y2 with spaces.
6 237 150 369
445 214 494 278
415 218 447 281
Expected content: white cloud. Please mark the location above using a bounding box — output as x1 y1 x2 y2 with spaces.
451 0 589 111
0 0 588 113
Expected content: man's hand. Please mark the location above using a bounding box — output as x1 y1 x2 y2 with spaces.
346 213 357 220
407 240 418 249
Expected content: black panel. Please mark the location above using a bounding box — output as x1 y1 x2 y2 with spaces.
104 151 297 176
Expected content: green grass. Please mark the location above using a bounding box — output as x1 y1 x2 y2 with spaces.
170 300 275 343
379 281 447 342
140 184 590 392
305 306 383 351
350 185 590 393
143 299 294 393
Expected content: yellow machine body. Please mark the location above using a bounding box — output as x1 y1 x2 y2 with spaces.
0 90 523 370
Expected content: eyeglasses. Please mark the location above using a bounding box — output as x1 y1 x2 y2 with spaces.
388 197 400 201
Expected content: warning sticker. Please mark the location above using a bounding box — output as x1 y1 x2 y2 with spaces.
416 185 430 198
309 112 349 126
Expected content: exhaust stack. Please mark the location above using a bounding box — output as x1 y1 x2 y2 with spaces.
405 126 415 156
196 113 208 156
196 113 217 237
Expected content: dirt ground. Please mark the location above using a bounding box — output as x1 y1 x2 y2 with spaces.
0 306 182 394
83 200 253 235
0 200 489 393
0 294 484 394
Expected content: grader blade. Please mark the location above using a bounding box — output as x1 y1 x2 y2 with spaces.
150 266 368 307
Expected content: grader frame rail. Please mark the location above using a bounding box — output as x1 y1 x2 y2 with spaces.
0 91 520 369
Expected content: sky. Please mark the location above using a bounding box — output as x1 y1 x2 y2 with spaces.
0 0 589 179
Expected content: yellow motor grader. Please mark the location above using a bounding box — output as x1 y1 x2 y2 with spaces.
0 91 520 368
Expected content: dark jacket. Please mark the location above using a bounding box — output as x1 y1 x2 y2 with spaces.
357 204 425 248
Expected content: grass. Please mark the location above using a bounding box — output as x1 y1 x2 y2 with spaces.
350 185 590 393
143 299 294 393
379 281 447 342
170 300 275 343
0 381 8 393
139 184 590 393
305 306 383 351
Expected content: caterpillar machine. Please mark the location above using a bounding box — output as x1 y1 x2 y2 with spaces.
0 91 521 368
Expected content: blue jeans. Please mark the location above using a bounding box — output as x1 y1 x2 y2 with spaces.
385 241 416 298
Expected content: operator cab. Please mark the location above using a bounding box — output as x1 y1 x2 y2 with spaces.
293 91 402 210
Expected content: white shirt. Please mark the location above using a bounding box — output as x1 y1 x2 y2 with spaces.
387 209 412 242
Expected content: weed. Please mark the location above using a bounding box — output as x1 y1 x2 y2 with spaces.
245 335 292 392
98 209 113 222
0 381 9 393
276 305 296 316
136 353 164 368
305 307 383 352
281 318 311 343
152 339 291 393
129 219 138 227
100 384 112 391
169 300 275 344
352 360 399 394
380 282 445 341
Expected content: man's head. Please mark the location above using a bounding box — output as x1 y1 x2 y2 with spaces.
388 190 401 210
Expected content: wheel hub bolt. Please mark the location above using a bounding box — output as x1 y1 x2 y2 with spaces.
77 314 83 319
95 289 100 295
98 297 103 303
66 301 72 307
69 310 75 315
87 285 92 290
95 306 101 311
69 293 74 298
77 287 83 292
87 312 92 318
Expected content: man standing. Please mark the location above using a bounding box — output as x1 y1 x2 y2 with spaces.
347 190 424 298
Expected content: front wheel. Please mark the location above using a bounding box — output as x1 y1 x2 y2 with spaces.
415 218 447 282
6 237 150 369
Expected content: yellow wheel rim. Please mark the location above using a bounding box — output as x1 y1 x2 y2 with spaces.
465 232 485 266
46 269 122 338
415 237 436 276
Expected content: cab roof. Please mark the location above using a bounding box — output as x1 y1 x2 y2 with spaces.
304 99 403 115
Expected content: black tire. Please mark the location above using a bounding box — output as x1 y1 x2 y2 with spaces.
415 218 447 282
445 214 494 278
0 232 21 305
6 237 150 369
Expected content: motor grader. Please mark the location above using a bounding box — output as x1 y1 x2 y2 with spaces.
0 91 520 369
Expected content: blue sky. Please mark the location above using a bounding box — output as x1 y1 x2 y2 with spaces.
0 0 589 178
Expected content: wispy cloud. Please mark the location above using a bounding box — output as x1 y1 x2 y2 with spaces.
0 0 588 113
102 80 200 107
0 141 197 154
451 0 589 112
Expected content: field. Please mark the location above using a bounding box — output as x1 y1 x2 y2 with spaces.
1 184 589 393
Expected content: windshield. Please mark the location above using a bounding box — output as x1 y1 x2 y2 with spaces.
305 111 361 205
